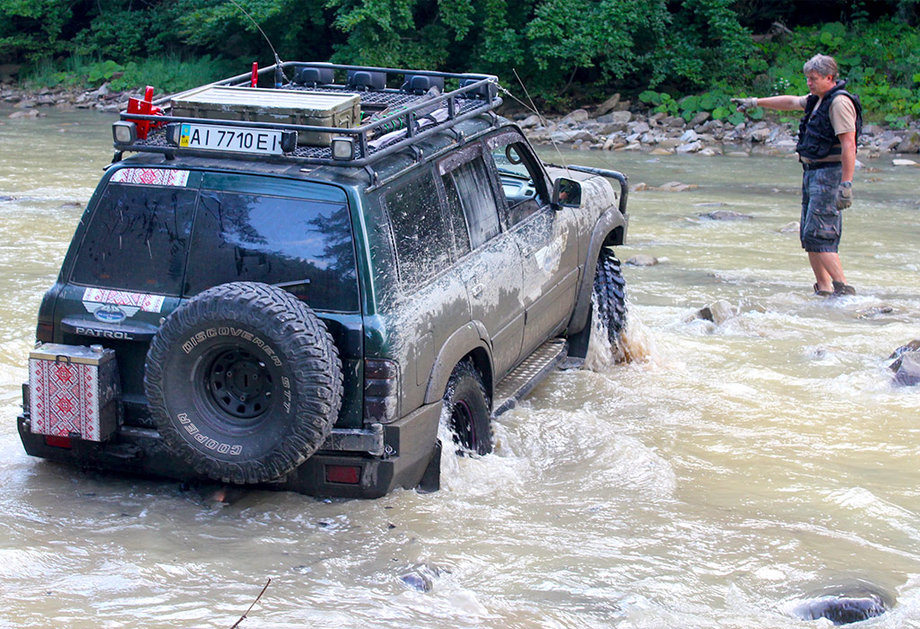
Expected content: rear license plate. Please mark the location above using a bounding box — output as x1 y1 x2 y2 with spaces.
178 123 286 155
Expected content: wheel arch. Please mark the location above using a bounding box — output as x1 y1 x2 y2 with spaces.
422 321 494 407
568 211 627 336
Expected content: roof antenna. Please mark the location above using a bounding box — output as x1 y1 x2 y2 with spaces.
227 0 287 87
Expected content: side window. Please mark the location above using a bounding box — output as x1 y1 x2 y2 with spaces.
485 134 548 226
385 169 452 287
186 191 359 311
440 156 501 249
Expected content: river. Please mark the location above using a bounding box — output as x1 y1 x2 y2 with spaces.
1 108 918 628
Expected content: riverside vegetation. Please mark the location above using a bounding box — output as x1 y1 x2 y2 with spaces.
2 4 920 159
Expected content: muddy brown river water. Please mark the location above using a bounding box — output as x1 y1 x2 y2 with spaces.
1 108 919 628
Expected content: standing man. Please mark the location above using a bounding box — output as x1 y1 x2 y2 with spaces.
733 54 862 296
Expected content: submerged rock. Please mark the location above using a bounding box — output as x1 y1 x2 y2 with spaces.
891 350 920 386
794 595 887 625
694 300 735 325
701 209 753 221
626 254 659 267
398 563 449 593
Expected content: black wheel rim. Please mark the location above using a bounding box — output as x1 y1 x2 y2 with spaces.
204 348 273 420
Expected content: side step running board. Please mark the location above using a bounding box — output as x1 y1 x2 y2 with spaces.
492 339 568 417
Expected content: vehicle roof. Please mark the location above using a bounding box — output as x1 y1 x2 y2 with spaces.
112 115 506 191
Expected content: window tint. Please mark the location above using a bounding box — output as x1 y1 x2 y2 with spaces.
385 170 452 287
444 157 500 249
71 184 197 294
186 192 359 311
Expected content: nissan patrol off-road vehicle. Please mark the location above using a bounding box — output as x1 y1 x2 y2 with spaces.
17 62 629 498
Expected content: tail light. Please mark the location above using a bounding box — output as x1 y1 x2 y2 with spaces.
325 464 361 485
364 358 399 422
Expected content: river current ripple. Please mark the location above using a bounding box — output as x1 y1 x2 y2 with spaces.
1 109 919 628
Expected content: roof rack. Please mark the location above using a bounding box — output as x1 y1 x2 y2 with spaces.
113 62 502 167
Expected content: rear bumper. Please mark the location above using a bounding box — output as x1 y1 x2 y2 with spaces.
17 399 442 499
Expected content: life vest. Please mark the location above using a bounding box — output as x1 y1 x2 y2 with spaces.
796 80 863 161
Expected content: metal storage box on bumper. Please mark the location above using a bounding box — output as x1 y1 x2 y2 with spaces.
26 343 121 442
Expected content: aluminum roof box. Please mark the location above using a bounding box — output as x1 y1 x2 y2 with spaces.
171 86 360 146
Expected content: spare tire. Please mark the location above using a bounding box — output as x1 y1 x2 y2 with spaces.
144 282 342 484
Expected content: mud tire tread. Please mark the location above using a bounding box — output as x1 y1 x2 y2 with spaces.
593 247 628 344
144 282 343 485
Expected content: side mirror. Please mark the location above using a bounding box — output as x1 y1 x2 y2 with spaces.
552 178 582 208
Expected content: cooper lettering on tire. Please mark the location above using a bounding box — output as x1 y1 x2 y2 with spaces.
144 282 343 484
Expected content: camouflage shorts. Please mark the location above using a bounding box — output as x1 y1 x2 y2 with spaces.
800 165 842 253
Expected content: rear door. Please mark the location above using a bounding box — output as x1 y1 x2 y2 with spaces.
437 143 524 379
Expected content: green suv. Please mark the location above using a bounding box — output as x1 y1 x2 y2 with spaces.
17 63 629 498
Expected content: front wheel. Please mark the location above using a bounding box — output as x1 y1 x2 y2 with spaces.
593 247 628 345
442 360 492 456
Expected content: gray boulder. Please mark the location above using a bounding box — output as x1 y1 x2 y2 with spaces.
892 351 920 386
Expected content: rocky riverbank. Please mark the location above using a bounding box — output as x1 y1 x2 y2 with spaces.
511 97 920 160
4 83 920 161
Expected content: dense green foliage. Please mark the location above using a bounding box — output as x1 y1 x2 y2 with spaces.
2 0 919 121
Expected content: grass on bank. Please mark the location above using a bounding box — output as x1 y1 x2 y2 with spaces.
20 54 240 94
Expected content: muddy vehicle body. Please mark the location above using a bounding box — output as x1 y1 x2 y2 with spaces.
17 62 629 498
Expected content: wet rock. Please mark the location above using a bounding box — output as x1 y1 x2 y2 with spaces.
626 254 659 267
778 221 799 233
398 563 448 592
695 300 735 324
649 147 673 156
889 339 920 359
8 109 40 119
655 181 698 192
891 350 920 386
701 210 753 220
893 158 920 167
794 595 887 624
854 305 894 319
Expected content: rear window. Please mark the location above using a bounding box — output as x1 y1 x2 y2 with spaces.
186 191 358 311
70 172 359 312
70 183 197 294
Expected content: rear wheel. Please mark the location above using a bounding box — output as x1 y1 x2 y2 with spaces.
442 360 492 455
